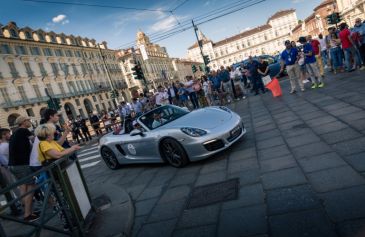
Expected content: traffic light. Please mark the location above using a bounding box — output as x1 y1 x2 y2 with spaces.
192 65 197 73
326 15 332 25
326 12 342 25
47 98 61 111
333 12 342 24
203 55 210 65
110 90 119 99
131 62 145 80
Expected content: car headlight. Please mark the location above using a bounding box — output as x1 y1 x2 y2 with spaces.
181 127 207 137
219 106 231 113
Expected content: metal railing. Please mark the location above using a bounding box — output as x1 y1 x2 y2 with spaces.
0 157 92 237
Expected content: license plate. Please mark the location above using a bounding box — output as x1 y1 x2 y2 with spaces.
230 126 240 135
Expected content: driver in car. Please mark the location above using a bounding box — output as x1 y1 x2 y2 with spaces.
152 113 167 129
133 120 144 132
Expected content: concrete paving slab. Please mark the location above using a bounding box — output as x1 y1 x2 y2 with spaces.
307 166 365 192
262 167 307 190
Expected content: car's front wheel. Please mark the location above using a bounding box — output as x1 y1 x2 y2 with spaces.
100 146 120 170
160 138 189 168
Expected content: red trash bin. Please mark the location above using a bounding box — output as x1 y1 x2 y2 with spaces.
265 78 282 97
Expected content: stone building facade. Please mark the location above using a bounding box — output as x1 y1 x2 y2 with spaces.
186 9 298 70
0 22 128 129
116 31 200 95
291 0 337 40
336 0 365 26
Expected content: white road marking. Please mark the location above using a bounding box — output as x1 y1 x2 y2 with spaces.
81 160 101 169
81 146 99 153
78 155 100 163
78 149 99 157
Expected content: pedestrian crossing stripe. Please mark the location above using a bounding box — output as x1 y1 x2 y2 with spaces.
81 146 99 153
78 149 99 158
78 155 100 163
81 160 101 169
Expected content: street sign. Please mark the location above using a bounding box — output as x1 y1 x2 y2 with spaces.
139 44 149 61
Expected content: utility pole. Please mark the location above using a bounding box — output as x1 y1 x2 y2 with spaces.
192 20 207 71
97 44 119 107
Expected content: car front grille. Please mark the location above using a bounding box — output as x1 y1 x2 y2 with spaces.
204 139 225 151
227 126 243 142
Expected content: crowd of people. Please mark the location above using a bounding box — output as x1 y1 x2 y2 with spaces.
0 109 80 230
1 19 365 231
282 20 365 93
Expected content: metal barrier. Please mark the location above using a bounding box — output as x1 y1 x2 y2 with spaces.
0 157 93 237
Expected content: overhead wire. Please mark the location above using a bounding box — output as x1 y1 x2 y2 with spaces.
117 0 265 49
116 0 260 49
22 0 171 12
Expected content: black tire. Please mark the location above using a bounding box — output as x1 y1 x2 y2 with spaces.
160 138 189 168
100 146 120 170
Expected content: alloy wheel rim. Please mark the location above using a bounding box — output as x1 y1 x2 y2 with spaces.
102 149 117 168
163 142 182 166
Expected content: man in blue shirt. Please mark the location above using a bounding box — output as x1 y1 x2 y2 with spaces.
299 36 323 89
209 70 225 105
217 66 233 102
279 40 304 93
246 56 265 95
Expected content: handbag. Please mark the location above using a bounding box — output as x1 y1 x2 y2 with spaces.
262 75 272 85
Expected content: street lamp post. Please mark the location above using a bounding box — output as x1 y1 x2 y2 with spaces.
97 44 119 107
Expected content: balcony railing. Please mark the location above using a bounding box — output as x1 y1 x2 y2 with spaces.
1 96 49 108
11 71 19 79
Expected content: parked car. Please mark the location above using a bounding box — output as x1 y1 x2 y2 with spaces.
233 55 287 78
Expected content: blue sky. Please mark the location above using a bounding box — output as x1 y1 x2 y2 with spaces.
0 0 322 57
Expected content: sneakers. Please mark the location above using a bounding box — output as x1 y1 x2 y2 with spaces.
301 88 305 92
24 213 40 222
360 66 365 70
318 82 324 88
242 96 247 100
311 83 318 89
290 89 296 94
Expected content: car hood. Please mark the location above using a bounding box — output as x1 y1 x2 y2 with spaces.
162 107 233 130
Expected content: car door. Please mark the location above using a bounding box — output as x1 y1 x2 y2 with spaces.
119 130 161 162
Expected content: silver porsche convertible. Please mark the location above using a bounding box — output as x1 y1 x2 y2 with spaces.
99 105 246 169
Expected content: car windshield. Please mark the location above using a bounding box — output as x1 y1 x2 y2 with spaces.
139 105 189 130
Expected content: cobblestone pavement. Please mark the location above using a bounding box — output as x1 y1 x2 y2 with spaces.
83 71 365 237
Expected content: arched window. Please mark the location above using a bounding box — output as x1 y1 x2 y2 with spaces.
10 29 18 38
61 37 66 44
25 31 32 39
38 33 45 41
50 35 56 42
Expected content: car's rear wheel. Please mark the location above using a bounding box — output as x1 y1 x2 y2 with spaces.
101 146 120 170
160 138 189 168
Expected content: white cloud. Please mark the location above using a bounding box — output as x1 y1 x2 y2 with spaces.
61 19 70 25
292 0 305 3
240 27 251 33
149 14 190 33
149 16 177 32
204 1 211 6
52 14 67 23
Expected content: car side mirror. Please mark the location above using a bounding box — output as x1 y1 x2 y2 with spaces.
130 129 144 137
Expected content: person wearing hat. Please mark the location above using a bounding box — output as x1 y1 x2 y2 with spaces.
298 36 324 89
279 40 305 94
8 116 39 222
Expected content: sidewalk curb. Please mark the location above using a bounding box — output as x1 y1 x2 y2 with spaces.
88 183 135 237
123 188 135 237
